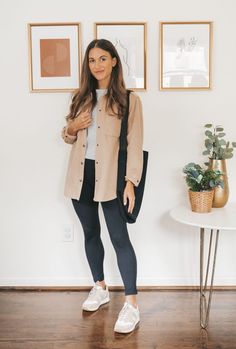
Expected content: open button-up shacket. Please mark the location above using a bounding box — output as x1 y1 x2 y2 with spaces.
61 91 144 202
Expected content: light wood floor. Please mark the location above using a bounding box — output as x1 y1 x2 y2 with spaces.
0 290 235 349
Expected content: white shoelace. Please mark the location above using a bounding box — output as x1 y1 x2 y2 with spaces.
118 303 135 322
88 286 100 300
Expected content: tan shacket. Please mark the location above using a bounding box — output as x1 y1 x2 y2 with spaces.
61 91 144 202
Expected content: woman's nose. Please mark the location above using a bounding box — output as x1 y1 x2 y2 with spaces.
94 60 101 69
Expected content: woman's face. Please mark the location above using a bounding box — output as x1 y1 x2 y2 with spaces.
88 47 117 88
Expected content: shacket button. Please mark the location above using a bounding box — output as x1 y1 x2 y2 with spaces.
80 179 82 182
81 162 83 165
96 179 98 182
98 126 100 129
96 161 98 164
99 109 101 112
97 144 99 146
82 144 85 147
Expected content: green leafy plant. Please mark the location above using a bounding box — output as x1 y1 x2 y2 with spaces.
183 162 224 192
203 124 236 160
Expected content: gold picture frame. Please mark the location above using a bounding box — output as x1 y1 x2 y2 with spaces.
95 22 147 91
28 22 81 92
160 21 213 90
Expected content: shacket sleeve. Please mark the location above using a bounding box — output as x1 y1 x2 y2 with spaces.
125 92 144 187
61 120 77 145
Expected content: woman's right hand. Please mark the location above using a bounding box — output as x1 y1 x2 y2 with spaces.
67 110 92 135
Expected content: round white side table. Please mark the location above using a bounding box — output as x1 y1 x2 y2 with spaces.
170 203 236 328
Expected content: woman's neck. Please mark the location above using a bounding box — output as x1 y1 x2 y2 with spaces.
98 83 108 89
97 76 110 89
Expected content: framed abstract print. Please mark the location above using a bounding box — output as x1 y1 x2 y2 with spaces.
28 23 81 92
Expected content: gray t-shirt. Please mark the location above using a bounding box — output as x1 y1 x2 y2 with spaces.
85 89 107 160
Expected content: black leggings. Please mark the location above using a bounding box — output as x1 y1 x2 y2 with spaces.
71 159 137 296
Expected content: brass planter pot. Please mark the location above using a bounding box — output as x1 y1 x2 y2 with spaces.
188 189 214 213
209 159 229 208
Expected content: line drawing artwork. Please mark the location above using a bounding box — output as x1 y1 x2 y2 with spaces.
161 22 211 89
176 36 198 56
164 33 207 86
96 23 146 89
114 38 131 76
174 36 199 70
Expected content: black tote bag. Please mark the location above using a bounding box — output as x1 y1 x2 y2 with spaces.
117 90 148 224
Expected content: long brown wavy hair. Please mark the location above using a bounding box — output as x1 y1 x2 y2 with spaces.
66 39 128 121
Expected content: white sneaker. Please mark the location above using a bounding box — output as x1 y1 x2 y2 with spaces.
82 284 110 311
114 302 140 333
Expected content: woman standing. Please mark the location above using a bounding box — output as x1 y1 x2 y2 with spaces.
61 39 143 334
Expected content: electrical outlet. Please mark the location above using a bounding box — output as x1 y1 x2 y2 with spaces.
62 224 74 242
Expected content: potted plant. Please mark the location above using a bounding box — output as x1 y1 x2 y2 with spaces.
202 124 236 207
183 162 224 213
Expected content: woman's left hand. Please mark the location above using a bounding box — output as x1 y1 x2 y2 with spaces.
123 180 135 214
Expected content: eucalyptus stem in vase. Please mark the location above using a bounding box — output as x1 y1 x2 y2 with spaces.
202 124 236 207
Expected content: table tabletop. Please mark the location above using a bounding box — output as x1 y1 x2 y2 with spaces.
170 202 236 230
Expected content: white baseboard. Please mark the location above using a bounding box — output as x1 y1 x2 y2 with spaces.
0 276 236 287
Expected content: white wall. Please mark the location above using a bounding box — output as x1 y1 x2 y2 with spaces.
1 0 236 287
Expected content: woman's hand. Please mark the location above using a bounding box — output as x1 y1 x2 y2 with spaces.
67 110 92 135
123 180 135 214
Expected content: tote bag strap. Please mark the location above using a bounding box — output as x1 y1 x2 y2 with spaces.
119 90 131 151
